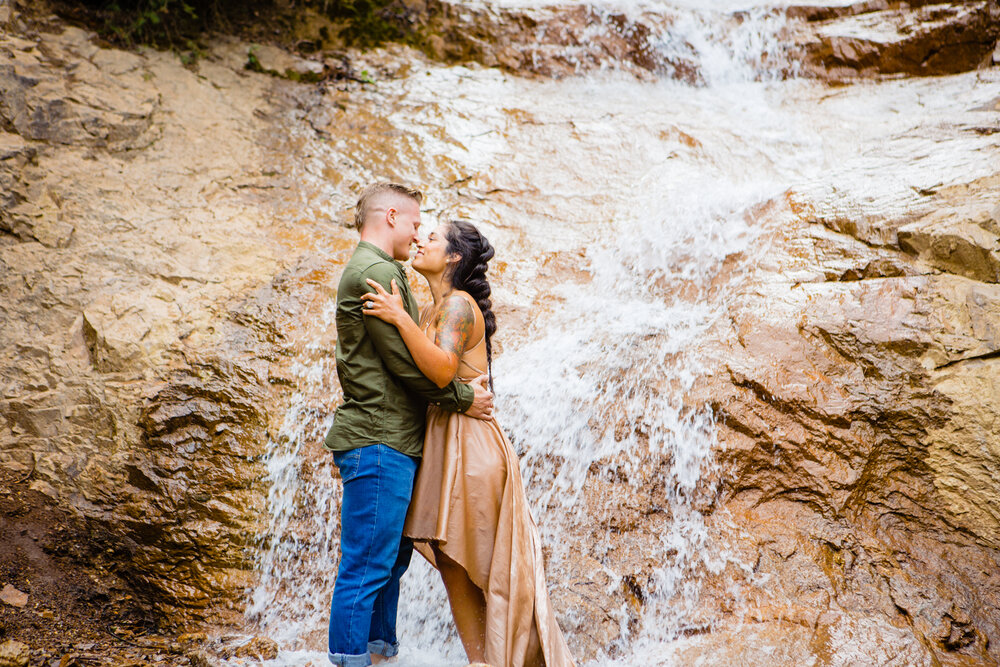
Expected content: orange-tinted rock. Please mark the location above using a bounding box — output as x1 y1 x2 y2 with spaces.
0 18 345 627
414 3 679 80
2 3 1000 663
898 202 1000 283
702 174 1000 664
0 585 28 608
231 636 279 660
0 640 29 667
0 27 158 149
792 1 1000 79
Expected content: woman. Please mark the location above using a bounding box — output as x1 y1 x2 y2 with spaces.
361 220 576 667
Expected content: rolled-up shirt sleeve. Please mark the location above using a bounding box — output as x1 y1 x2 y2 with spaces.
359 264 474 413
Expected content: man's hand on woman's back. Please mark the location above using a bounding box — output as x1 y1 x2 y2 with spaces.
465 374 494 420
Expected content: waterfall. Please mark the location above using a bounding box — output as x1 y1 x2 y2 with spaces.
238 2 822 665
245 303 342 651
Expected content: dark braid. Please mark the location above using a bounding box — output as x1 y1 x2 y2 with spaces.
445 220 497 390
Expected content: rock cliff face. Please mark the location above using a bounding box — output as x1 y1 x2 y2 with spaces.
397 0 1000 82
1 0 999 665
0 11 336 629
790 0 1000 79
700 173 1000 664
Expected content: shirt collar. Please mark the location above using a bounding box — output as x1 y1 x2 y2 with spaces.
358 240 398 265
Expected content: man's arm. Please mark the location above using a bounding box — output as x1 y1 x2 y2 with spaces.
360 266 475 412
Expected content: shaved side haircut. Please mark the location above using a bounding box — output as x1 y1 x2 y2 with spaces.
354 183 423 231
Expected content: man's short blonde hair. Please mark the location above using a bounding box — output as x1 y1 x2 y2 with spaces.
354 183 423 231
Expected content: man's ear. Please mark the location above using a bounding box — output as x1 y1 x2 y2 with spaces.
385 207 397 227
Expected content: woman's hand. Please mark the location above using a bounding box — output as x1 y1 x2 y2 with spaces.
362 278 408 327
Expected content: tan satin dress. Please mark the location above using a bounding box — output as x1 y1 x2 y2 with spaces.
403 294 576 667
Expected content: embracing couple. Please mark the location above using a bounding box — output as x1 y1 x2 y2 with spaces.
323 183 576 667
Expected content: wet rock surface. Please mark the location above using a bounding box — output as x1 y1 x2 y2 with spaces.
415 2 677 80
0 3 356 643
376 0 1000 82
898 199 1000 283
791 0 1000 79
415 0 1000 82
695 172 1000 664
1 0 999 665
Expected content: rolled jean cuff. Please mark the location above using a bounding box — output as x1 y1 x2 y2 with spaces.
328 651 372 667
367 639 400 658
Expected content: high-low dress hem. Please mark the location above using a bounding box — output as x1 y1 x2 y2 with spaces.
403 403 576 667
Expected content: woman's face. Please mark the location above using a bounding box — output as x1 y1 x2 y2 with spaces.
412 223 453 276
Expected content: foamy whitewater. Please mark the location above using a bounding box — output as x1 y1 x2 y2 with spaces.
228 1 1000 665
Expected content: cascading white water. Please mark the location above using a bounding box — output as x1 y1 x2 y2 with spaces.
245 302 342 651
237 3 800 665
232 2 1000 665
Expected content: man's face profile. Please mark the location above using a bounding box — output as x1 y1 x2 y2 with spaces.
390 197 421 261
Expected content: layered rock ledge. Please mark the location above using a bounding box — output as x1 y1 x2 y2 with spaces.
703 172 1000 664
0 11 324 632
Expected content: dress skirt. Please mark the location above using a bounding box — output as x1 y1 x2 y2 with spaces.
403 405 576 667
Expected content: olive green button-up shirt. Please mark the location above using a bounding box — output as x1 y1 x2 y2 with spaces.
324 241 474 458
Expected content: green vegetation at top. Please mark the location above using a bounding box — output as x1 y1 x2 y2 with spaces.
55 0 423 53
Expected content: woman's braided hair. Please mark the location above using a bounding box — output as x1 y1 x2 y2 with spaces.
445 220 497 390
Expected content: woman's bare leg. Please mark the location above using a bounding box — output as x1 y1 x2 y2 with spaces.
524 622 544 667
434 546 488 663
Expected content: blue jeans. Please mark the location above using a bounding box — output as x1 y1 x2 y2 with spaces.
329 444 419 667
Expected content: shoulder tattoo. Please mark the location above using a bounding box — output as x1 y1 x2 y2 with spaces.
434 295 475 358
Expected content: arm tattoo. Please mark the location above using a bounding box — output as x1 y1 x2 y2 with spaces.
434 295 475 359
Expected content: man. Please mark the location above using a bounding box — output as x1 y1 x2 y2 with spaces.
324 183 494 667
